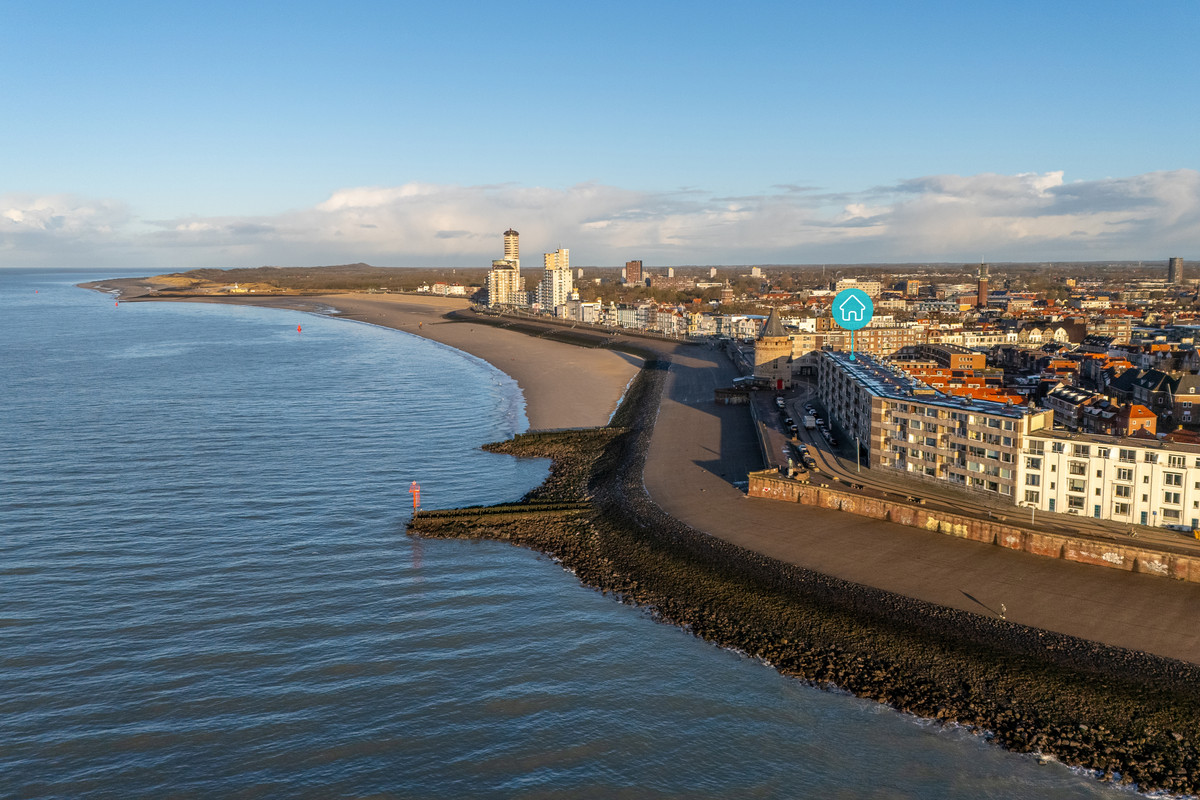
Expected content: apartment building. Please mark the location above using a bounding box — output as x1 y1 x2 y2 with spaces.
816 350 1052 498
1018 431 1200 529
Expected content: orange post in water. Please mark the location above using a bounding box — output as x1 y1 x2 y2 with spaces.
409 481 421 512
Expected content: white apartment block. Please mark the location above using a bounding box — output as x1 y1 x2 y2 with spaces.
537 249 572 313
1018 431 1200 530
834 278 883 298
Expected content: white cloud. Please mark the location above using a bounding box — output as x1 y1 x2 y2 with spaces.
3 170 1198 268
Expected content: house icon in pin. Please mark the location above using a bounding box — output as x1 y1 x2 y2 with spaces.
838 293 867 324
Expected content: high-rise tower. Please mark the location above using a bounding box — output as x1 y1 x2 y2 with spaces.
487 228 524 307
1168 257 1184 285
977 263 989 308
538 249 572 313
625 260 643 285
503 228 520 269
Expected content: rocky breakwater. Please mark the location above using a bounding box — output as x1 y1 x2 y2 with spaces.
408 359 1200 796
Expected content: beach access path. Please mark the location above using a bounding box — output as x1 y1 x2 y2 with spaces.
115 287 1200 665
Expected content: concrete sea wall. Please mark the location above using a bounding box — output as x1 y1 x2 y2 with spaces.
748 471 1200 583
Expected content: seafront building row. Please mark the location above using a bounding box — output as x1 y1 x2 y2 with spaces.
816 349 1200 530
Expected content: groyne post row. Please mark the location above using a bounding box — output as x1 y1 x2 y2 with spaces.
748 471 1200 583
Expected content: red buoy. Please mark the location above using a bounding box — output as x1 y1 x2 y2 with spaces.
297 324 302 333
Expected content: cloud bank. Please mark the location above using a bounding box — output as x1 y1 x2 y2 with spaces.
3 170 1197 269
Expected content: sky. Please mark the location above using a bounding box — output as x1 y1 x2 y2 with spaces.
2 0 1198 270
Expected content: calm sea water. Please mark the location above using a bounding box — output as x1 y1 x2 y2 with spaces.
0 270 1135 799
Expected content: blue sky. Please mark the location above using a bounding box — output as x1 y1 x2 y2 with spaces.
2 0 1197 268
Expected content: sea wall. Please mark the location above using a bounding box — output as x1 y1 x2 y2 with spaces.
748 471 1200 583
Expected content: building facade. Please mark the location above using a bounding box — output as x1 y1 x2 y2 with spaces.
816 350 1052 498
486 228 523 307
1018 431 1200 529
753 308 792 389
537 248 572 313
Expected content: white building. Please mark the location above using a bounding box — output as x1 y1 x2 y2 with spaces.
1018 431 1200 530
537 248 572 314
834 278 883 298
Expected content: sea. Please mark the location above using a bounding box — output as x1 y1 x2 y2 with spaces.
0 269 1139 799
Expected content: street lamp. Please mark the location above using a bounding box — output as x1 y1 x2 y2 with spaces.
1020 501 1035 526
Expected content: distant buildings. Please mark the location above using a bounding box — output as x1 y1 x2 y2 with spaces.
834 277 882 298
625 260 643 285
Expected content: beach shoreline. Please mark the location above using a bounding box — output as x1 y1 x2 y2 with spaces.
89 282 643 432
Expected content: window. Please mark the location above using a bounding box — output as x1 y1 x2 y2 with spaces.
1115 485 1132 498
1026 457 1042 470
1073 444 1090 458
1117 468 1133 481
1068 479 1086 493
1164 491 1181 505
1028 442 1045 455
1145 452 1158 464
1068 496 1085 510
1068 461 1087 476
1114 502 1130 515
1097 447 1110 459
1169 455 1186 468
1096 470 1103 478
1165 472 1183 487
1024 490 1040 503
1163 508 1182 521
1025 474 1040 486
1119 449 1136 463
1052 442 1065 454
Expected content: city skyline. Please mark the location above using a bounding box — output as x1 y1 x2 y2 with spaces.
2 1 1197 269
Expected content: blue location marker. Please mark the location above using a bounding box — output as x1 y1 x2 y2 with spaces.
832 288 875 360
